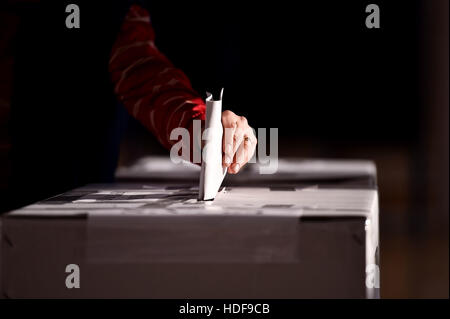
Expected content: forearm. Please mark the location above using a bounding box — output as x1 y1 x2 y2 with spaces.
109 4 205 151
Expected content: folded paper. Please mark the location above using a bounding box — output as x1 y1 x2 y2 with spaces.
198 89 227 200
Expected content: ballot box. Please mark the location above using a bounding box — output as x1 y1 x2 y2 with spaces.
1 158 380 298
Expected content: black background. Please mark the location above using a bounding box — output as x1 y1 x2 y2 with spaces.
0 0 448 299
9 0 422 202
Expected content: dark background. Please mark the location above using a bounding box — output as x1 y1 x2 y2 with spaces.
0 0 448 298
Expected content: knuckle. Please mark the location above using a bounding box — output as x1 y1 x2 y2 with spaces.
222 110 234 118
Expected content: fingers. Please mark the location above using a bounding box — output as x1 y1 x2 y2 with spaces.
229 138 247 174
222 111 257 174
232 126 245 154
229 127 257 173
245 128 257 161
222 122 236 168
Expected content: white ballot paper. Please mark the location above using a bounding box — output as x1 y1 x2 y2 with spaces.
198 89 227 200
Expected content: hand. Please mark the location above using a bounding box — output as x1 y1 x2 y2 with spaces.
221 110 257 174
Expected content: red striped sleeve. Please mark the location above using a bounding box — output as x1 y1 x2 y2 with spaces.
109 4 205 154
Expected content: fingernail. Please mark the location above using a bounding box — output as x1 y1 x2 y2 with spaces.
233 163 240 172
224 155 231 165
225 144 232 154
